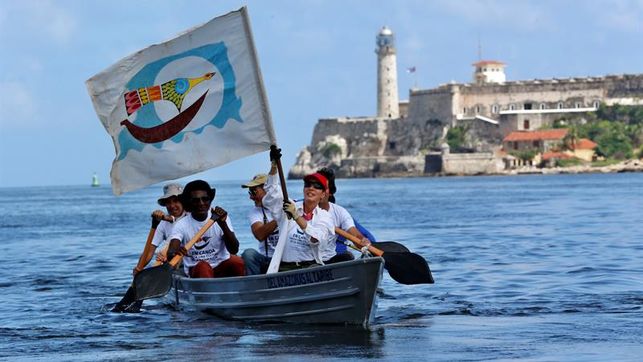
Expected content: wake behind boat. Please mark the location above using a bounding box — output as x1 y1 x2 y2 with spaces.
168 257 384 328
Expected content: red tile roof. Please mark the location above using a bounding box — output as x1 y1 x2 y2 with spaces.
503 129 568 142
472 60 505 66
542 152 572 161
572 138 597 150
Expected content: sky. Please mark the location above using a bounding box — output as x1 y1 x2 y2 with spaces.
0 0 641 190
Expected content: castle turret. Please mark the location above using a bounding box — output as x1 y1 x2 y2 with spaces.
473 60 506 84
376 26 399 118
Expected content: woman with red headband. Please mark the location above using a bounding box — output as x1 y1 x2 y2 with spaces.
261 147 335 271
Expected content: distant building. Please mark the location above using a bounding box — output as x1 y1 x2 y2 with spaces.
376 26 399 119
289 27 643 179
473 60 506 84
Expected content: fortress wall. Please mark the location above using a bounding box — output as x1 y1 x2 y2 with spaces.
456 74 643 116
310 117 387 158
385 118 444 156
457 82 604 116
311 117 381 145
407 87 454 122
441 152 504 175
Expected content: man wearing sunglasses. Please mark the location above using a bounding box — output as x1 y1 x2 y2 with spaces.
240 174 280 275
167 180 245 278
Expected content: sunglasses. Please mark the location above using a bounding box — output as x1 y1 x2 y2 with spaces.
304 181 325 190
190 196 211 204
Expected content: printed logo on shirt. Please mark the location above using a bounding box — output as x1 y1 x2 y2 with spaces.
193 236 211 250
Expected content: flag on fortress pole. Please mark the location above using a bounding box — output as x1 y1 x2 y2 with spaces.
86 7 276 195
407 66 418 88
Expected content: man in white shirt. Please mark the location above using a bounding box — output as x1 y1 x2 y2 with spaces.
240 174 280 275
167 180 245 278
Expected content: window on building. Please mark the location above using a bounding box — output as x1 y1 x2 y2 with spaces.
475 106 480 114
463 107 467 114
593 101 600 109
389 141 396 150
509 104 515 110
513 142 518 150
575 102 582 108
558 102 564 109
492 105 499 113
533 141 539 148
540 103 546 110
524 119 530 130
524 103 533 110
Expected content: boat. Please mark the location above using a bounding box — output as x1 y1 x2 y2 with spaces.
167 257 384 328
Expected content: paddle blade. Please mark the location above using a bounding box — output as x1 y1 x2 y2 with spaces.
382 252 434 285
112 285 137 313
133 263 173 300
372 241 410 253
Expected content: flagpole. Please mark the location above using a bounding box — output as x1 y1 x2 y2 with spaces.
241 7 290 273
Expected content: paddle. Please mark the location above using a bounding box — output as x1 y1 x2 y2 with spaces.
111 218 160 312
371 241 410 253
132 211 221 301
336 228 434 285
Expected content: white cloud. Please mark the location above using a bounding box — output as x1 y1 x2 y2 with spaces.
435 0 550 31
589 0 643 33
0 81 38 128
0 1 77 44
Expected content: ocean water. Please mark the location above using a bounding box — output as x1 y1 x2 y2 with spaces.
0 173 642 361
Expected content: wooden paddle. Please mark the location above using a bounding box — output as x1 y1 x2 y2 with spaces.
111 219 160 312
336 228 434 285
133 211 221 301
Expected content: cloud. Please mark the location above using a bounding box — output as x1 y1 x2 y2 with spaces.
435 0 550 31
0 1 77 44
0 81 38 128
589 0 643 33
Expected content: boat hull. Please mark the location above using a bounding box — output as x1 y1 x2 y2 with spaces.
169 257 384 328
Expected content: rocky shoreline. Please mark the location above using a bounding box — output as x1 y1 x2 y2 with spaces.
457 159 643 177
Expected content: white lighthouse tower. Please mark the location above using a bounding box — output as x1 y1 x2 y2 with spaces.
376 26 399 119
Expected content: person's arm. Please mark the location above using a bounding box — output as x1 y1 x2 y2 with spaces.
251 219 278 241
166 238 184 261
213 206 240 255
347 226 370 247
133 244 158 275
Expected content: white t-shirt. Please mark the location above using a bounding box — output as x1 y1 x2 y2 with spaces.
169 210 235 275
262 174 335 263
248 206 279 257
151 212 188 247
322 203 356 260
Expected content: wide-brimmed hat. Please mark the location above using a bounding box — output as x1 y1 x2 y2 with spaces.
241 174 268 188
303 172 328 191
158 183 183 206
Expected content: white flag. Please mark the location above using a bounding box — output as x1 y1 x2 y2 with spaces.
86 7 275 195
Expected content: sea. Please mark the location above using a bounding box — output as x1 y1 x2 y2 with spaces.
0 173 641 361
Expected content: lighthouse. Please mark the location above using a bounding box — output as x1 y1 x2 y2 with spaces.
376 26 399 119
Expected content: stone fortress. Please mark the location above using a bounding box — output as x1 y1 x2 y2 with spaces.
289 26 643 178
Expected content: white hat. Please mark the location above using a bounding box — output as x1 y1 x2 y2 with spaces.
158 183 183 206
241 174 268 188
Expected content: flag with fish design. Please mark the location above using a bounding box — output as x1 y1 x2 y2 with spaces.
86 7 275 195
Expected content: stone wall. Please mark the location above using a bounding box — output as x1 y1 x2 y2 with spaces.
441 152 504 175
